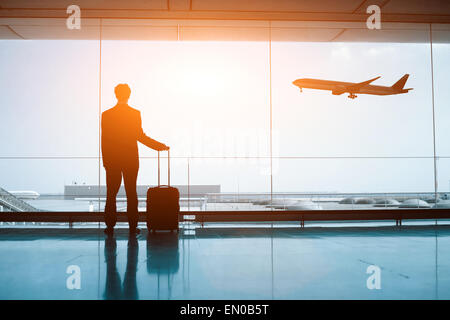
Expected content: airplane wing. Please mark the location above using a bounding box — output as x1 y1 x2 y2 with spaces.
333 76 381 95
350 76 381 91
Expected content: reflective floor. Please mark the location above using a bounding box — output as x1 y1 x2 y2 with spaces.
0 223 449 299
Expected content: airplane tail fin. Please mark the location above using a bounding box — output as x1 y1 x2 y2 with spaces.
392 74 409 91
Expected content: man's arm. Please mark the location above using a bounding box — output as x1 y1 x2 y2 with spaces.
136 111 169 151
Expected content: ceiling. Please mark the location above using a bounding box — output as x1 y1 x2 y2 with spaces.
0 0 449 42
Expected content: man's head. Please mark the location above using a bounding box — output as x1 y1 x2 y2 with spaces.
114 83 131 103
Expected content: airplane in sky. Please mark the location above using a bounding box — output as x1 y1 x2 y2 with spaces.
292 74 412 99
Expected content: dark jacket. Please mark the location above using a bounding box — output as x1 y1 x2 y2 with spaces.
101 104 164 169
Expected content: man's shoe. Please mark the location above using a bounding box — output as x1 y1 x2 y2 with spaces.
129 227 141 235
104 227 114 235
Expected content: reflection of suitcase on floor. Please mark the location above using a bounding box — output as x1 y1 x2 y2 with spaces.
146 232 179 299
146 232 180 274
146 150 180 231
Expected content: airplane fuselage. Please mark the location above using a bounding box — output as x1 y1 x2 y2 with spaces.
293 78 410 97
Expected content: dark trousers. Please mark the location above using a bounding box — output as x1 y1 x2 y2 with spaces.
104 166 139 229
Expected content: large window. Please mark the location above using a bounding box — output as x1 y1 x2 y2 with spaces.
0 21 448 212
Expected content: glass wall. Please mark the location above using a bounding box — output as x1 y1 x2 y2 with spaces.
433 24 450 203
0 38 101 212
0 21 448 212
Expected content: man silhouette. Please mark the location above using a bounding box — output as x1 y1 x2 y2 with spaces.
102 84 169 235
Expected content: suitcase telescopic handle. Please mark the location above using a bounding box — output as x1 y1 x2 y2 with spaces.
157 149 170 187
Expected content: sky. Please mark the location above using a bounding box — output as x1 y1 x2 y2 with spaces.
0 39 449 194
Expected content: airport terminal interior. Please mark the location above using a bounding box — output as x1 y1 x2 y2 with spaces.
1 0 450 300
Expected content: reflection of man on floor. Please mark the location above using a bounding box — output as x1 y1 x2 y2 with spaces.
101 84 169 235
104 235 139 300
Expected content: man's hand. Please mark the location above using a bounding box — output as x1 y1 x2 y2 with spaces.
157 143 169 151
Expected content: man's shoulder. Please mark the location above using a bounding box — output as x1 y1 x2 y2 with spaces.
127 105 141 115
102 105 140 114
102 107 115 117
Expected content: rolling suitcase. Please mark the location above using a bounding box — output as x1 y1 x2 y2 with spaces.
146 150 180 232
